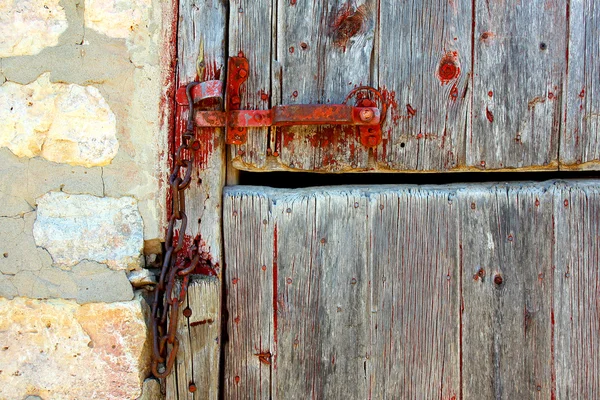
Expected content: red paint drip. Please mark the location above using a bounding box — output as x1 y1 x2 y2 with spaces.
579 89 585 98
485 107 494 123
273 224 278 344
488 90 493 97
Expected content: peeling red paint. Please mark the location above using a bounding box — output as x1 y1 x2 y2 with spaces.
480 31 495 41
437 53 461 84
485 107 494 123
579 88 585 98
329 3 367 51
450 84 459 100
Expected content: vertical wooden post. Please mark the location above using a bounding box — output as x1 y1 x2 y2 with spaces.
166 0 226 398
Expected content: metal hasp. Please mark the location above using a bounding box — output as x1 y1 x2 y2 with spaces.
176 56 385 148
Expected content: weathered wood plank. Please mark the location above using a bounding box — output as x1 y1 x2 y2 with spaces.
368 188 460 398
553 182 600 398
223 192 274 399
228 0 273 170
561 1 600 170
167 0 226 398
468 1 566 170
272 189 370 398
270 0 376 172
375 0 471 171
459 183 555 398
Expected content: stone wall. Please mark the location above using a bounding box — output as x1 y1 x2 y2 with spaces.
0 1 174 398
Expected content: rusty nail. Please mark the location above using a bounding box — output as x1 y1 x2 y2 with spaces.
189 383 197 392
360 108 374 122
183 307 192 318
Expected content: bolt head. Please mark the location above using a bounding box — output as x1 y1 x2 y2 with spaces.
367 136 378 146
231 95 241 105
238 69 248 78
360 108 374 122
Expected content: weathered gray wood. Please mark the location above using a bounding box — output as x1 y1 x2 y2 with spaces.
224 181 600 397
272 190 370 398
459 183 555 399
561 1 600 170
375 0 471 171
467 1 566 170
167 0 226 398
272 0 376 172
553 182 600 398
223 192 274 399
228 0 273 170
224 186 461 398
368 188 460 398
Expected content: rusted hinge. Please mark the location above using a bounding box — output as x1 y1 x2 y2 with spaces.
176 57 385 148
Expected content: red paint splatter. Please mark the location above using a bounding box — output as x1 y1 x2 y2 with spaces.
232 278 239 285
480 31 495 41
488 91 493 97
406 104 417 116
548 92 555 100
234 376 240 384
579 89 585 98
234 316 240 324
563 199 569 207
329 3 367 51
437 53 461 84
416 133 423 139
290 0 296 4
237 51 244 58
450 84 459 100
485 107 494 123
259 90 269 102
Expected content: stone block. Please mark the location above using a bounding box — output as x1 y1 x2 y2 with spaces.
0 295 150 400
0 73 118 167
0 0 68 57
33 192 144 270
84 0 152 40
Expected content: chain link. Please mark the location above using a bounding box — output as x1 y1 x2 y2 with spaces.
151 81 202 379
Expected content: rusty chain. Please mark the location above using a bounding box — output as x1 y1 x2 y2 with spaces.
151 81 204 379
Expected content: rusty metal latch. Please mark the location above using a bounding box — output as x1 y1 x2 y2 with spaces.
176 56 385 148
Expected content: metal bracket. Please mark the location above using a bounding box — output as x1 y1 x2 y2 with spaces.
175 57 385 148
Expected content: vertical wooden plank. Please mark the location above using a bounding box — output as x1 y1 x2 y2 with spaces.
223 190 274 400
167 1 226 398
561 2 600 170
272 189 370 398
468 1 566 170
269 0 376 172
229 0 273 170
553 182 600 398
376 0 472 171
368 188 460 398
459 183 554 399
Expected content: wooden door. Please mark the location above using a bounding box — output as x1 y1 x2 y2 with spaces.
168 0 600 398
223 181 600 399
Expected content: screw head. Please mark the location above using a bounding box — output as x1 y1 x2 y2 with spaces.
360 108 374 122
238 69 248 78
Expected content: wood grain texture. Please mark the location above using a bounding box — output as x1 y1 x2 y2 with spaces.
375 0 471 172
228 0 273 170
553 182 600 399
368 188 460 398
561 1 600 170
224 181 600 398
224 186 461 398
459 183 555 399
223 191 274 400
468 0 566 170
167 0 226 398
